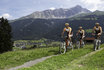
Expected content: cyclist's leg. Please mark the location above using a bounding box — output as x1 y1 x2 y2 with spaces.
82 36 85 46
69 37 73 49
80 40 81 47
98 36 101 49
80 37 82 47
65 38 68 52
94 39 97 51
81 39 84 47
68 34 74 48
97 39 101 50
97 40 99 49
81 39 85 47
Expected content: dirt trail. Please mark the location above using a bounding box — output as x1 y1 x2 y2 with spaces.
8 55 57 70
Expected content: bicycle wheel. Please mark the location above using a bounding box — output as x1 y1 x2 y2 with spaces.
97 40 101 50
59 42 66 54
76 41 80 49
81 41 85 48
69 41 73 50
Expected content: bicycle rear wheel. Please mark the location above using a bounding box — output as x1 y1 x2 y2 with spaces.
59 42 66 54
76 41 80 49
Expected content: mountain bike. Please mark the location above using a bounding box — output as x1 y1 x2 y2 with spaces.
59 36 73 54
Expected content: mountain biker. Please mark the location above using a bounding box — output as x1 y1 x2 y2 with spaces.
61 23 73 51
92 23 102 50
76 26 85 47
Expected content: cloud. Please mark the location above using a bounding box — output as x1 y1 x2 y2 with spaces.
0 13 12 19
81 0 101 4
1 0 104 19
49 7 56 10
81 0 104 11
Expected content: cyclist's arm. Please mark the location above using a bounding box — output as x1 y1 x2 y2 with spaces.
68 28 72 35
92 27 95 35
76 30 79 36
99 27 102 35
61 28 65 37
83 30 85 36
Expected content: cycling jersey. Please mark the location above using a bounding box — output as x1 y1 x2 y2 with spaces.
78 30 84 36
93 26 102 39
64 27 72 32
78 29 85 39
63 27 72 38
94 26 101 34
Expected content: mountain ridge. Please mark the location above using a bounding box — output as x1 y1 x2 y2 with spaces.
19 5 91 20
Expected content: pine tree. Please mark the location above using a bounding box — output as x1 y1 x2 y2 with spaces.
0 17 13 53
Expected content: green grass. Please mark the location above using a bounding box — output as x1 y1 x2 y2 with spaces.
74 45 104 70
61 44 104 70
0 47 58 70
85 29 92 33
19 44 95 70
14 38 47 43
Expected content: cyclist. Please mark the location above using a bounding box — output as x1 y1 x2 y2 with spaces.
61 23 73 51
76 26 85 47
92 23 102 51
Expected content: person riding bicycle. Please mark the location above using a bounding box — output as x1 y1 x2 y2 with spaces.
92 23 102 51
61 23 73 51
76 26 85 47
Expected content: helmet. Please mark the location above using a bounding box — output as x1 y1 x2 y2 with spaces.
65 23 69 26
95 23 99 25
79 26 82 29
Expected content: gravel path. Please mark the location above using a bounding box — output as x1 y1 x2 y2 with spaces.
8 55 57 70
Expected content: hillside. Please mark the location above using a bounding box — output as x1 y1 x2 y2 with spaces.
70 10 104 19
10 14 104 41
10 6 104 43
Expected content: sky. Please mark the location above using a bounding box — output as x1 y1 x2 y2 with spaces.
0 0 104 20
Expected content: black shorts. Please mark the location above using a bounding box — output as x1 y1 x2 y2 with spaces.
80 37 83 40
65 35 69 39
78 35 84 40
